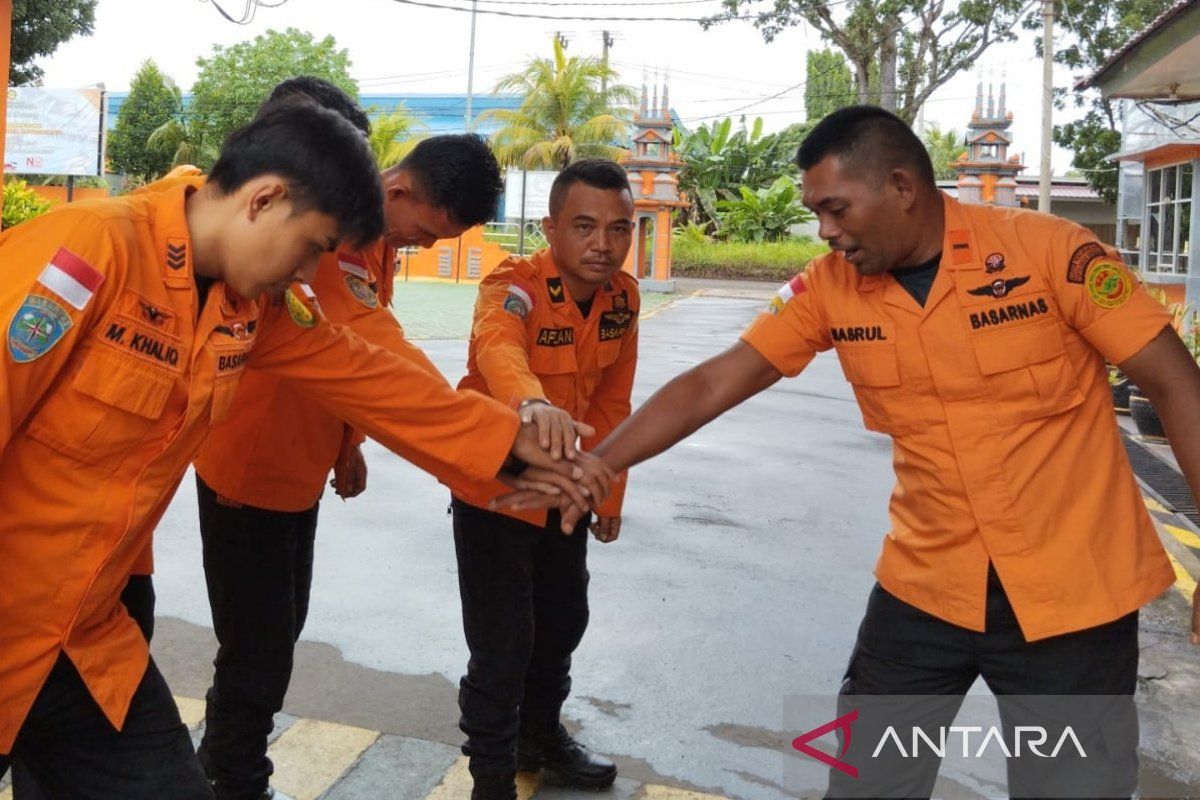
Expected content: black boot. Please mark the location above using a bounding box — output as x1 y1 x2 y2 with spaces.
517 723 617 790
471 772 517 800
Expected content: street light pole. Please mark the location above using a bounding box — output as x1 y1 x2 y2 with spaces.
1039 0 1054 214
465 0 478 132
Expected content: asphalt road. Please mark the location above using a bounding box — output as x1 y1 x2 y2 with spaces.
141 291 1200 799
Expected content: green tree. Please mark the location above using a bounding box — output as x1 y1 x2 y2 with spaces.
369 106 424 169
707 0 1026 123
480 37 637 169
188 28 357 166
714 175 813 242
107 60 181 180
1035 0 1175 204
805 48 855 121
10 0 97 85
146 114 218 171
922 124 967 181
674 116 809 230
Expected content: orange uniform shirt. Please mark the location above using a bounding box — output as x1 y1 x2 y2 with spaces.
455 249 639 524
742 194 1175 641
0 185 518 753
194 241 442 511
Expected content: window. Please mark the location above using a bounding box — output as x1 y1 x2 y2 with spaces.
1143 161 1194 275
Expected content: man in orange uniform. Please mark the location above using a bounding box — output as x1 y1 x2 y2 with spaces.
506 107 1200 797
452 159 638 800
191 132 506 800
0 101 598 798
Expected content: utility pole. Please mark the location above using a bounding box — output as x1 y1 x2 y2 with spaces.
0 0 12 225
601 30 614 94
1039 0 1054 214
464 0 478 132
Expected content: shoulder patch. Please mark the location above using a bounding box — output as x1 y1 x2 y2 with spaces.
504 283 534 318
8 294 73 362
546 277 566 304
1067 242 1107 285
344 274 379 309
1085 259 1133 309
285 285 318 328
768 272 807 314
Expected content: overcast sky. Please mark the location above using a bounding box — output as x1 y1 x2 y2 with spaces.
37 0 1088 174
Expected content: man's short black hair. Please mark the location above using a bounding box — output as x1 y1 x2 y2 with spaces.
263 76 370 136
393 134 503 228
548 158 632 218
796 105 936 188
210 99 384 247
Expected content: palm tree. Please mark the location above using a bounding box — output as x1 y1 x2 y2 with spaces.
147 115 218 171
922 125 967 181
368 105 425 169
479 37 637 170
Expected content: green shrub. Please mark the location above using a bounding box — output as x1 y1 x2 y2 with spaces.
3 180 53 229
671 234 828 281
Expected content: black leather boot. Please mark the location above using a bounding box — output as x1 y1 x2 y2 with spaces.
517 723 617 789
470 772 517 800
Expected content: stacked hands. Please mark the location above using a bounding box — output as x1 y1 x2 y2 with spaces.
496 400 622 543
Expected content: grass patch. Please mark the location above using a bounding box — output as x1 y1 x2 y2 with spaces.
672 236 828 281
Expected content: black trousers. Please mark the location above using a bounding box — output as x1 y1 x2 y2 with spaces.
195 474 318 800
452 498 592 778
827 567 1139 799
0 653 212 800
9 573 160 800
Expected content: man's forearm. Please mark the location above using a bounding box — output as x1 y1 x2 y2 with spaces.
596 344 781 472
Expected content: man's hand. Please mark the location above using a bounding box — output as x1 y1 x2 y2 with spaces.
331 442 368 499
591 515 621 543
494 452 614 518
520 400 590 461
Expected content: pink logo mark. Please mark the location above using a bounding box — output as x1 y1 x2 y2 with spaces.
791 709 859 778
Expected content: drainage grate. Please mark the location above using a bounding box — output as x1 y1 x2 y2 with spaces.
1121 432 1200 528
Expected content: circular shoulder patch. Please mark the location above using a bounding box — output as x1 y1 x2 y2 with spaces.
1085 260 1133 309
285 287 316 328
8 295 73 363
344 274 379 309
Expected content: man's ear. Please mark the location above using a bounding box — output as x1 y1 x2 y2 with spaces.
888 167 919 212
246 178 289 222
384 168 414 203
541 215 555 242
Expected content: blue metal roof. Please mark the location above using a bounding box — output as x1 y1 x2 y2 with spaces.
103 92 524 136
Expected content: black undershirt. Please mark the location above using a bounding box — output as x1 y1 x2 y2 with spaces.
194 274 216 308
575 297 594 319
890 252 942 307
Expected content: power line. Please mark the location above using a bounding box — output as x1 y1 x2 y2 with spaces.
386 0 750 22
201 0 288 24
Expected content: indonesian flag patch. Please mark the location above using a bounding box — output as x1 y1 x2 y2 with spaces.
337 251 370 281
769 272 807 314
503 283 534 318
37 247 105 310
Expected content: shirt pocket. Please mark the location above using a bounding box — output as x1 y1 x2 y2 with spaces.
970 319 1085 424
26 345 175 462
836 345 920 435
529 343 578 407
210 374 242 423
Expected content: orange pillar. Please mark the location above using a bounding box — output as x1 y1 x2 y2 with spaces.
0 0 12 225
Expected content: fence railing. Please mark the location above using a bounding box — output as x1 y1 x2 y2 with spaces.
483 221 547 255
